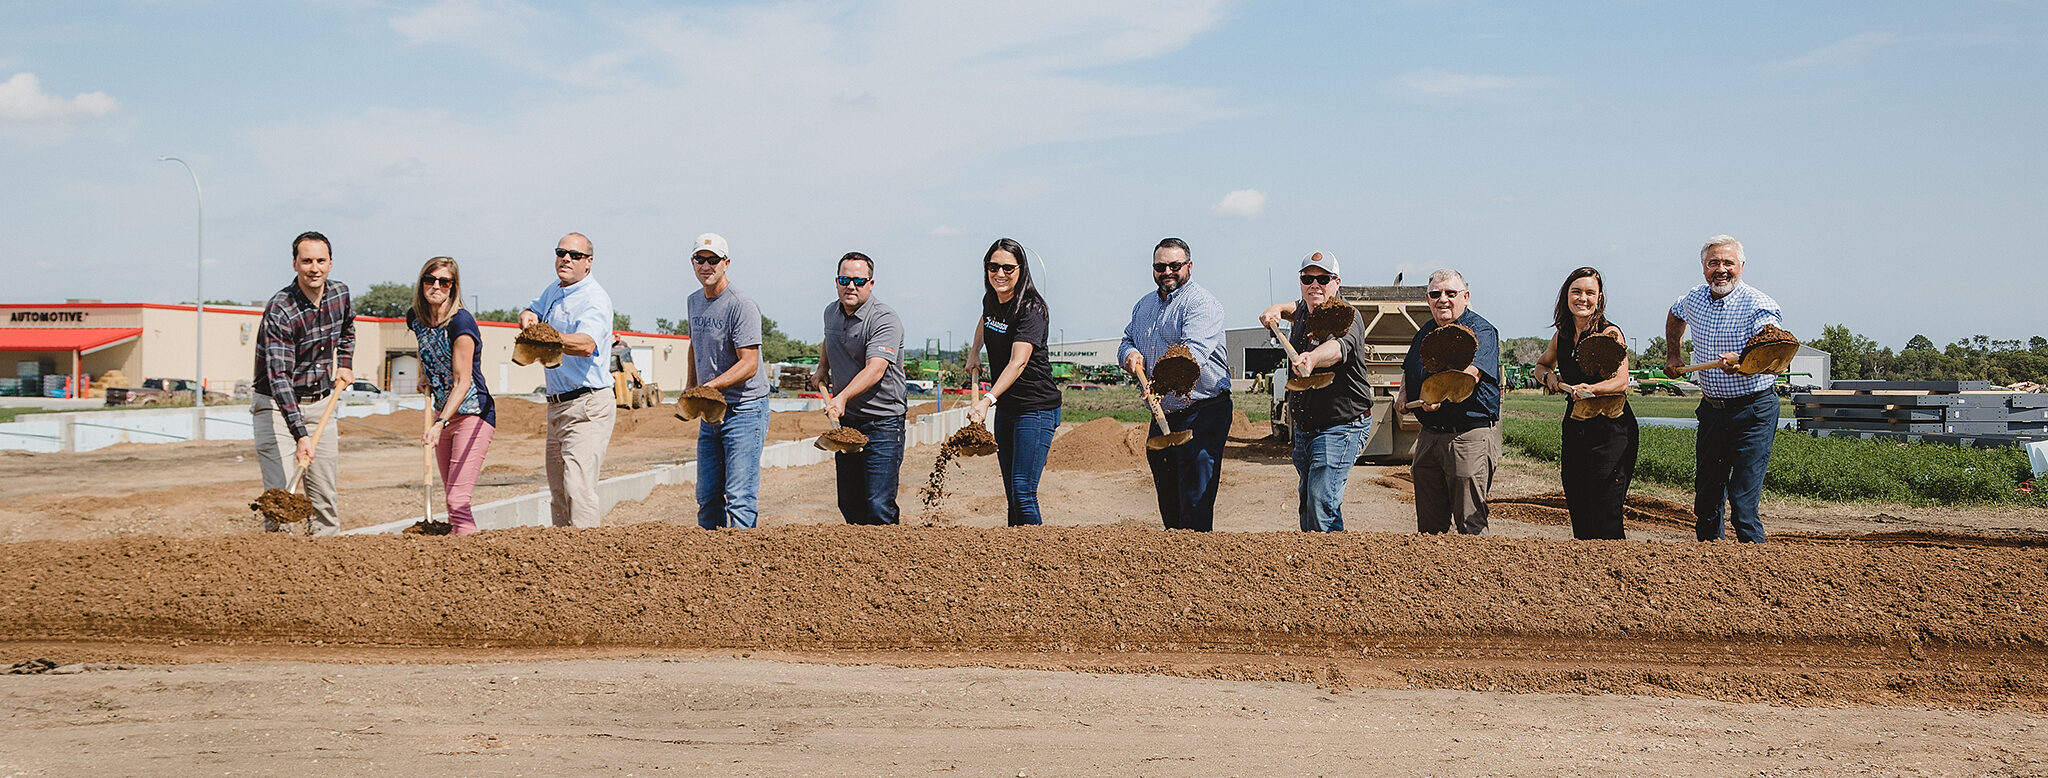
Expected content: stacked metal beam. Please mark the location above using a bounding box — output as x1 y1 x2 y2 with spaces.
1794 380 2048 448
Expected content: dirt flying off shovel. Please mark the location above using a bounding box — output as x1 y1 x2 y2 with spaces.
1265 320 1334 391
1133 370 1193 450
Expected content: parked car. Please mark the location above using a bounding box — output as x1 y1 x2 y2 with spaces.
336 380 387 404
104 378 229 406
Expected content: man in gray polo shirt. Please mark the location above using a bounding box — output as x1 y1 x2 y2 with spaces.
686 232 771 529
816 251 907 525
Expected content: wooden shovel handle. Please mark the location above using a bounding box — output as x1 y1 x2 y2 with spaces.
1672 359 1729 375
1265 321 1310 377
286 393 343 494
1133 371 1175 432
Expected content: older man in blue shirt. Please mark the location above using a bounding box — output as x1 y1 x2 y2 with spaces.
519 232 616 529
1401 269 1502 535
1665 234 1783 543
1119 237 1232 532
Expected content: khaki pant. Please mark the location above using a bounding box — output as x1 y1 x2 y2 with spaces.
546 389 616 528
252 393 340 536
1412 421 1500 535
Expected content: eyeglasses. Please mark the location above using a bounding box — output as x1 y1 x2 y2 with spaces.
1299 274 1336 286
691 255 725 266
1152 261 1189 273
835 276 871 288
421 275 454 288
1427 288 1465 299
985 262 1020 274
554 248 592 261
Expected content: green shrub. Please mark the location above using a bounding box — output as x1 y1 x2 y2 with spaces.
1502 417 2043 506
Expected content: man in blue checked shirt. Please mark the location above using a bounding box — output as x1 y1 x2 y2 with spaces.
1119 237 1232 532
1665 234 1783 543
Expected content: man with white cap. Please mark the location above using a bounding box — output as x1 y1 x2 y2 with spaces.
685 232 771 529
519 231 615 528
1258 251 1372 532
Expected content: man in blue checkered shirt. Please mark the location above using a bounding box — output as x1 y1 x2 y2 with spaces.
1664 235 1782 543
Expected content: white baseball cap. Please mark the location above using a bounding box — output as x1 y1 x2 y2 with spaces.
1298 250 1339 275
692 233 730 260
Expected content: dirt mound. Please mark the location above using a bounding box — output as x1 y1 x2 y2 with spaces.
1047 418 1145 472
5 524 2048 708
1490 492 1697 531
249 489 311 523
1774 530 2048 549
402 520 452 536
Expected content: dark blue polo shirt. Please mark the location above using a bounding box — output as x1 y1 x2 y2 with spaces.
1402 309 1502 428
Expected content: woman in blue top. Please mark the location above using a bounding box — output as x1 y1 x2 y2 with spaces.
406 256 497 535
967 238 1062 526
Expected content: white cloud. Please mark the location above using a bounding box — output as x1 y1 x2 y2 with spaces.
929 225 965 237
1395 69 1548 97
389 0 542 46
1209 189 1266 219
0 72 118 121
1777 32 1903 69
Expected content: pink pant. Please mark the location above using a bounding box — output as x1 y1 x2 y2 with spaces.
436 415 496 535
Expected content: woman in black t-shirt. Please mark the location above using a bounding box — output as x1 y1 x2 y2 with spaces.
967 238 1062 526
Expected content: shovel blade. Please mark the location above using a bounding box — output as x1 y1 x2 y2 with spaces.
1285 375 1334 391
815 438 867 454
1146 430 1194 450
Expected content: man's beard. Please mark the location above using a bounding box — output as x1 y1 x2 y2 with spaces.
1156 276 1181 293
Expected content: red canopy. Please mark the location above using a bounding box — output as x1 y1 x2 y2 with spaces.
0 327 143 354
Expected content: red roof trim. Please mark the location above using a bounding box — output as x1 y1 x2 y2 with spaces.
0 327 144 353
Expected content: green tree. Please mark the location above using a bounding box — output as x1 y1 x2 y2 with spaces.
1807 324 1881 380
1904 334 1936 351
473 308 521 323
655 317 689 336
1501 336 1548 365
352 282 413 318
760 316 816 363
613 313 632 333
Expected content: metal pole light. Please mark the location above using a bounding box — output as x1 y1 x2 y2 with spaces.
159 157 203 410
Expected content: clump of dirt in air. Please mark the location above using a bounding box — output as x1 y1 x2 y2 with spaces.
1151 344 1201 396
249 489 312 524
515 322 563 346
921 422 999 518
675 385 729 423
1302 300 1357 341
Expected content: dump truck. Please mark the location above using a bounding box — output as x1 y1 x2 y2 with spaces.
1268 284 1438 462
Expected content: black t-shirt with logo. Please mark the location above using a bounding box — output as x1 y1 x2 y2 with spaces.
1286 299 1374 430
982 297 1062 413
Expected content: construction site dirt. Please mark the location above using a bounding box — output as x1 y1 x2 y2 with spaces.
4 402 2047 774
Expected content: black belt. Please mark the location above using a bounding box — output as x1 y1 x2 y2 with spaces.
547 386 599 404
1424 420 1495 434
1701 389 1773 409
259 388 328 403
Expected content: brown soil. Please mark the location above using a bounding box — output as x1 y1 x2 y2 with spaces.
920 421 999 516
1046 417 1146 471
817 426 869 449
1420 323 1477 373
1575 330 1628 377
4 524 2048 711
248 488 311 523
674 385 727 422
401 519 452 536
1302 299 1357 340
1150 343 1201 396
514 322 562 345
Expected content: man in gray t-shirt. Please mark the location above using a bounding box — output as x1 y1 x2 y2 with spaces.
684 232 770 529
816 251 907 525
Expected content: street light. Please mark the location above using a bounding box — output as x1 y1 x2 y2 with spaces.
159 157 203 412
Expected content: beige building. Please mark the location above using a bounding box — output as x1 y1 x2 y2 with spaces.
0 302 689 398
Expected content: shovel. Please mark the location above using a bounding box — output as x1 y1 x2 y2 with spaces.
422 434 437 527
1403 370 1479 411
943 372 998 457
813 389 869 454
253 392 341 524
1673 325 1801 376
1133 370 1193 450
1265 320 1334 391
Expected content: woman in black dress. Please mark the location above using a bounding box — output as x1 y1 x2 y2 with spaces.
1533 267 1638 539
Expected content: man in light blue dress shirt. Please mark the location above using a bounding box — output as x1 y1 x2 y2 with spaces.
519 232 615 528
1665 234 1783 543
1118 237 1232 532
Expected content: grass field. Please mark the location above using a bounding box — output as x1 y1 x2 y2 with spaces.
1502 416 2043 506
1501 392 1792 420
1058 387 1270 424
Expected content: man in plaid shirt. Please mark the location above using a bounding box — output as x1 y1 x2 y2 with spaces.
1664 234 1782 543
251 231 357 535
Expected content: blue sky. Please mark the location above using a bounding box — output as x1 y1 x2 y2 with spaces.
4 1 2044 354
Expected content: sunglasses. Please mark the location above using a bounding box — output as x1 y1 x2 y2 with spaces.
421 275 454 288
1152 260 1189 273
835 276 872 288
554 248 592 261
1427 288 1465 299
692 255 726 266
1299 274 1336 286
985 262 1020 274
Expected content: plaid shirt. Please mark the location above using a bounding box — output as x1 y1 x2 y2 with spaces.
1670 282 1781 398
252 280 356 438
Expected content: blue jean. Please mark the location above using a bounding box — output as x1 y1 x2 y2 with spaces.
1146 396 1233 532
835 415 904 525
994 407 1060 526
1292 415 1371 532
697 397 768 529
1694 392 1777 543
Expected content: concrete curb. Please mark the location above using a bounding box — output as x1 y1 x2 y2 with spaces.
347 405 974 535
